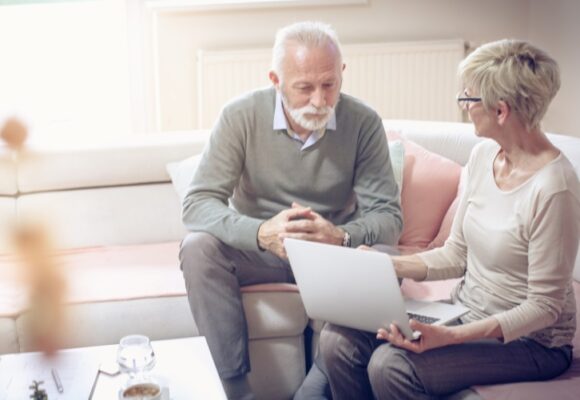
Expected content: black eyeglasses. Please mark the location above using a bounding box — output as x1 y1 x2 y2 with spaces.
456 93 482 110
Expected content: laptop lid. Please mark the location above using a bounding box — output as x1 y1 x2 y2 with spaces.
284 238 468 340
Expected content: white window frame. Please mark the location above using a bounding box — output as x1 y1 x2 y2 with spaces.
145 0 367 12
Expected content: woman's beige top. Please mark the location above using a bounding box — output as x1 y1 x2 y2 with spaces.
419 140 580 347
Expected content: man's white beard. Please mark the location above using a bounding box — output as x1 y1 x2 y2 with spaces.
281 93 336 131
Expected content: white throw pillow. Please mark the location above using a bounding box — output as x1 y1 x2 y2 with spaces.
166 154 202 202
166 140 404 203
388 140 405 196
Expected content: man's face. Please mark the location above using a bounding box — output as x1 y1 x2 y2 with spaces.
272 42 344 132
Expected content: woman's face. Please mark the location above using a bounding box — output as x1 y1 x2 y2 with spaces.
463 88 495 138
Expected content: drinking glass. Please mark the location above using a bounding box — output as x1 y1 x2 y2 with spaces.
116 334 156 385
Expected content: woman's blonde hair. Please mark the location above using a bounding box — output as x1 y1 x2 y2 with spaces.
458 39 560 130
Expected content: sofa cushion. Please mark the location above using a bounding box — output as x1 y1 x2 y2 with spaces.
0 197 16 254
427 194 460 250
386 131 462 248
427 167 466 249
0 255 24 318
15 132 208 193
0 242 187 318
0 146 17 195
400 277 461 302
0 242 307 348
242 289 308 339
17 183 186 248
15 296 198 352
248 336 306 400
166 154 202 202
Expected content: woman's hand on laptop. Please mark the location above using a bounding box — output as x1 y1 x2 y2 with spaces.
357 245 377 252
359 248 429 281
377 320 457 353
378 317 504 354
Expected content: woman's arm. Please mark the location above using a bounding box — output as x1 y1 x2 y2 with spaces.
391 255 428 281
492 190 579 343
378 316 503 353
383 190 579 352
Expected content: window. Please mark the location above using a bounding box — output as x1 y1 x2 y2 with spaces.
145 0 367 12
0 0 135 142
1 0 368 142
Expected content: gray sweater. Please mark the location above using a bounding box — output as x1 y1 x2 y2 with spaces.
182 87 402 251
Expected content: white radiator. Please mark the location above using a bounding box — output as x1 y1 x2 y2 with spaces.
197 39 465 129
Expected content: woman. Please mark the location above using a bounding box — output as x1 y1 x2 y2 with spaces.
319 39 580 399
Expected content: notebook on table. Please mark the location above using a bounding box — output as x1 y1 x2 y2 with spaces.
284 238 468 340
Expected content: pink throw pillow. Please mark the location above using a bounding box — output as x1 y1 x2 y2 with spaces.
428 167 465 249
387 131 461 248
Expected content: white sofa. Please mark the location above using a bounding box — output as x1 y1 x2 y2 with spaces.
1 120 579 400
0 132 307 399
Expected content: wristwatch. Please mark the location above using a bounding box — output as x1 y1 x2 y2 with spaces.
342 231 351 247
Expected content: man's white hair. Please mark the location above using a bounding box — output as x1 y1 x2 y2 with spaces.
271 21 342 78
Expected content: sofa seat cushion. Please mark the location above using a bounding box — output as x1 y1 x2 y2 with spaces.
0 242 189 318
474 362 580 400
0 242 307 340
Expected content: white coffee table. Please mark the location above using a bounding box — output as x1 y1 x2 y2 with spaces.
0 337 226 400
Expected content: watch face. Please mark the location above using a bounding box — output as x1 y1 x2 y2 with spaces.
343 232 351 247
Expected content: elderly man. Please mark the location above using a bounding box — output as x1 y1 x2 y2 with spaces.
180 21 402 399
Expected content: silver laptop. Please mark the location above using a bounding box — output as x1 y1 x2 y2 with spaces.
284 238 469 340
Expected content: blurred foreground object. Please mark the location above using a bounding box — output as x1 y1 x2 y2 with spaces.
29 380 48 400
12 222 68 355
0 117 28 150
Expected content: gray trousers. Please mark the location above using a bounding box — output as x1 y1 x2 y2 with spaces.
319 323 573 400
179 232 294 379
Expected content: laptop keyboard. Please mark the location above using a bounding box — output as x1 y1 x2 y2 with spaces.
407 312 440 325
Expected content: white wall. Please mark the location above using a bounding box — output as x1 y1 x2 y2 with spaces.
529 0 580 136
154 0 531 131
0 1 132 142
153 0 580 138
